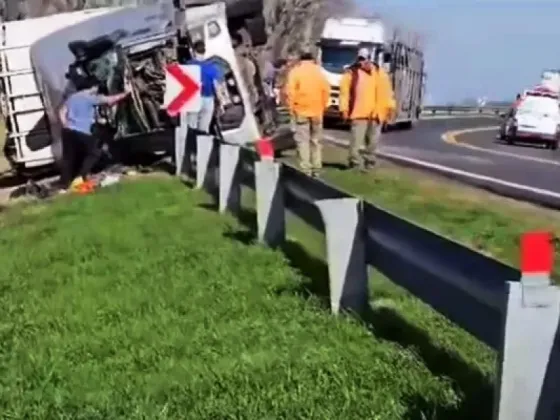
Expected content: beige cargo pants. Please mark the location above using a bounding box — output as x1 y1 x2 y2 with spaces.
349 119 381 166
294 115 323 175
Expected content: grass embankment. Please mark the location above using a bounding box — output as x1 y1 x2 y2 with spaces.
2 144 552 418
283 144 560 276
0 179 471 419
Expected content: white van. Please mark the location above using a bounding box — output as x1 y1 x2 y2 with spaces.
499 88 560 149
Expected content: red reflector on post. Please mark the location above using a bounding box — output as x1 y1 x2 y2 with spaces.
521 231 553 273
256 137 274 161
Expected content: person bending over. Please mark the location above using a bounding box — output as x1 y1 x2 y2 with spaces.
58 77 130 192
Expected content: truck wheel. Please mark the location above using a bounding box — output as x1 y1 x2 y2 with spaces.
550 141 558 150
401 120 413 130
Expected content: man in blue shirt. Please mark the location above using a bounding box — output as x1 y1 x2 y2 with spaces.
58 76 130 192
183 40 222 132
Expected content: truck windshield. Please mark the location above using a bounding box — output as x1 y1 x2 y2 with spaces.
321 46 358 74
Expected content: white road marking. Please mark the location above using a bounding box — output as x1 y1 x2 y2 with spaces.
323 134 560 200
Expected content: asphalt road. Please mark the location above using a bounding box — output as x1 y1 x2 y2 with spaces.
324 116 560 207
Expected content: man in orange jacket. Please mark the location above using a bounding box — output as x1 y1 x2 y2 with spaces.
339 48 396 170
286 49 330 177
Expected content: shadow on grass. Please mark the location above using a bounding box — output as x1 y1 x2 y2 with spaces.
198 202 493 419
363 305 493 419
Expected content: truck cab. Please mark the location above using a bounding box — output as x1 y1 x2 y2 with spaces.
317 18 387 121
317 16 424 129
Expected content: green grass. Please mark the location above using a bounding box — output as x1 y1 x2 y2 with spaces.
285 145 560 277
0 178 481 419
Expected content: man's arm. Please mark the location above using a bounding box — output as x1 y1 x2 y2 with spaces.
97 91 130 106
338 72 351 119
285 67 298 114
321 73 331 110
58 103 68 127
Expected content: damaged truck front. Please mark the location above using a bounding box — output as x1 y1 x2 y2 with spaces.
1 0 269 176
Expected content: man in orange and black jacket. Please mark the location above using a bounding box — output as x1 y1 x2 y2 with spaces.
339 48 396 171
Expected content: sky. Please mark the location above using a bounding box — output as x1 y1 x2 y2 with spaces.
355 0 560 104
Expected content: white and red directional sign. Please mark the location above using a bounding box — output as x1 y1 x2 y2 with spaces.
163 63 201 116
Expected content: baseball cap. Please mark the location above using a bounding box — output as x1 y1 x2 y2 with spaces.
357 47 370 60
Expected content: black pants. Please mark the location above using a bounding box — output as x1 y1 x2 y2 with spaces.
60 128 101 189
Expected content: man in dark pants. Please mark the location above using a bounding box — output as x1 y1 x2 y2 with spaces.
57 77 130 193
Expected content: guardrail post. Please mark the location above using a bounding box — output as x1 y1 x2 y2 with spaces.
195 134 216 190
316 198 368 315
494 232 560 419
174 112 188 176
219 143 241 214
255 160 284 247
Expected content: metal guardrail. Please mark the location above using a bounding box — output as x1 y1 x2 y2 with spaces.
180 135 559 420
275 105 508 120
422 105 509 116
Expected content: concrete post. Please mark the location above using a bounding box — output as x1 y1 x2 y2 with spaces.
494 232 560 419
315 198 368 315
195 134 215 190
219 143 241 214
255 161 285 247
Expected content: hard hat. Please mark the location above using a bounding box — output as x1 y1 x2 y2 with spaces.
357 47 370 59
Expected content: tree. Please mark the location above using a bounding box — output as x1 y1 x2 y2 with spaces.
263 0 358 57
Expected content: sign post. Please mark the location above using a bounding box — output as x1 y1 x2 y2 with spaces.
164 63 201 176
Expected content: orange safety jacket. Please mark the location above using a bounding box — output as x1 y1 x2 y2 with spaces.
285 60 330 118
339 63 396 122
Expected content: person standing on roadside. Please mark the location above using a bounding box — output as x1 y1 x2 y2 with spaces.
285 49 330 177
182 40 222 132
339 47 395 171
57 77 130 193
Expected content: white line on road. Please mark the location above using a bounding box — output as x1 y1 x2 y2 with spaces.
324 134 560 200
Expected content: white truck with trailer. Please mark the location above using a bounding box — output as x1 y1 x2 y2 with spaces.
317 17 425 129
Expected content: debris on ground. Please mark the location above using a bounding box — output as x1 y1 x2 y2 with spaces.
6 164 135 200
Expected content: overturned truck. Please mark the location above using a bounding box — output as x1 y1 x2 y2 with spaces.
1 0 274 176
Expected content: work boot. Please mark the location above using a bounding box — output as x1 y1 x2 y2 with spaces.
311 170 321 179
